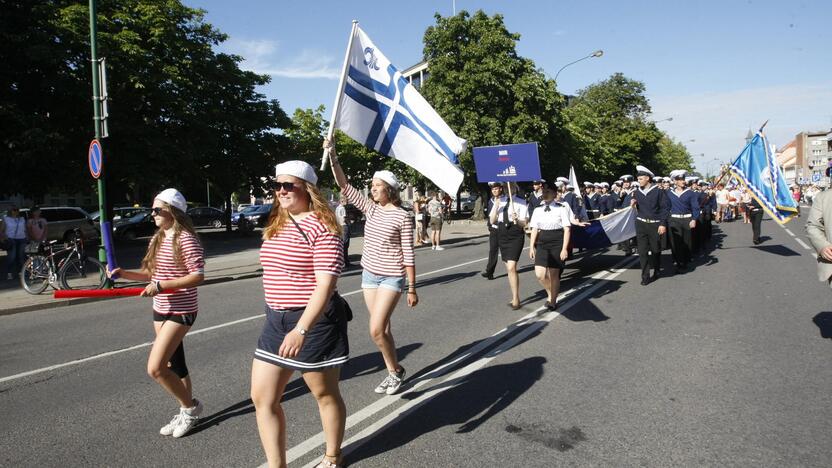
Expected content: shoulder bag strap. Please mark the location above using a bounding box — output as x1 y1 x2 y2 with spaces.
287 214 311 246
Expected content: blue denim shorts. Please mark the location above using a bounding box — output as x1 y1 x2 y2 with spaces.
361 270 405 292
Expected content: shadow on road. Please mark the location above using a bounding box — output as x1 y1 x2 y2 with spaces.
345 356 546 465
750 244 801 257
812 312 832 339
187 343 423 435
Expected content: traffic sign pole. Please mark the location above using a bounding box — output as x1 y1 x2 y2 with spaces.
89 0 109 272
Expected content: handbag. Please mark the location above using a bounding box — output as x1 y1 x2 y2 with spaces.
288 214 353 321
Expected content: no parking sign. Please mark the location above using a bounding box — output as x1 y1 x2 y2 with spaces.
89 139 103 179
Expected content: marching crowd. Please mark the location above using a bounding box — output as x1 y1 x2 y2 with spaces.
8 139 813 468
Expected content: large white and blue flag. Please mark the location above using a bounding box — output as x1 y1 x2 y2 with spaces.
571 207 636 249
331 25 466 195
729 131 798 224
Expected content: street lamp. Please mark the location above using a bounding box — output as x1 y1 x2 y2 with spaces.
553 49 604 82
654 117 674 124
203 164 211 208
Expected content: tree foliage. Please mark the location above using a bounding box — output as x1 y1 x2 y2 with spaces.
420 11 566 195
0 0 290 211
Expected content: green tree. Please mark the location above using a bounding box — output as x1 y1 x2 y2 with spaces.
1 0 290 214
420 10 566 206
655 135 694 174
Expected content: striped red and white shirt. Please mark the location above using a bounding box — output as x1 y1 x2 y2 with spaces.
151 232 204 315
343 184 415 277
260 213 343 310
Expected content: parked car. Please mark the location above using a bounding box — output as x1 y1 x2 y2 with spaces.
458 196 477 212
231 205 259 226
239 204 273 230
89 207 150 223
113 212 157 240
188 207 225 228
20 206 100 243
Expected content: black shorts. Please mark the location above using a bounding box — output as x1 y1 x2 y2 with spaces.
254 299 349 372
153 311 196 326
498 224 525 262
534 229 565 269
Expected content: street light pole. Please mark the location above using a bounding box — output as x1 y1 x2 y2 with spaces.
89 0 108 267
553 49 604 82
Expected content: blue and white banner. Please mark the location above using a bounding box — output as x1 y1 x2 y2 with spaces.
729 132 798 224
333 25 466 195
571 207 636 249
472 142 541 183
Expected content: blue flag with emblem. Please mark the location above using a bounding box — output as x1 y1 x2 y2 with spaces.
729 132 798 224
331 24 466 195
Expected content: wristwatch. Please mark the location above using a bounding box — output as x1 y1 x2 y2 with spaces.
296 326 307 336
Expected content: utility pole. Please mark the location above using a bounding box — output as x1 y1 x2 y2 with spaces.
89 0 108 266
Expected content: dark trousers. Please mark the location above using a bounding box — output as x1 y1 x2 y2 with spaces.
341 225 351 266
669 217 694 267
750 210 763 242
484 227 499 275
636 220 662 280
3 238 27 278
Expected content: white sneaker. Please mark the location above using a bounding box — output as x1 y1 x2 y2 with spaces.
374 374 395 394
434 246 445 251
159 413 182 436
171 399 203 438
385 367 406 395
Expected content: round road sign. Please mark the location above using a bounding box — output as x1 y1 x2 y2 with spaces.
89 139 103 179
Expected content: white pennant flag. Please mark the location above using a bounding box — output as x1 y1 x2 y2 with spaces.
329 23 466 195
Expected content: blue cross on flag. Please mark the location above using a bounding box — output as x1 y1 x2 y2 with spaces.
333 25 467 195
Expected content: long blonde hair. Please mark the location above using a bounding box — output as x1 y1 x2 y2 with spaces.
141 203 199 275
262 182 342 240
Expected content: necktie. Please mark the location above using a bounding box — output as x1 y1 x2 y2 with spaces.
503 200 509 223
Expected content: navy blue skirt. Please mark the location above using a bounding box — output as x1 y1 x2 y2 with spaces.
254 297 349 372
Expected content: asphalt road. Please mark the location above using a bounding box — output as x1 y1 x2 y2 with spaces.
1 218 830 467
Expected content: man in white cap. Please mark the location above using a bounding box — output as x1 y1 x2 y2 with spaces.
667 169 700 273
631 165 670 285
528 179 546 218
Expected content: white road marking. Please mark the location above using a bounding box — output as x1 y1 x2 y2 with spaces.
273 257 637 467
784 228 795 236
795 238 812 251
0 253 504 385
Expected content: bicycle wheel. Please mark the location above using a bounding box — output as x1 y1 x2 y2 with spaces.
20 255 52 295
59 256 107 290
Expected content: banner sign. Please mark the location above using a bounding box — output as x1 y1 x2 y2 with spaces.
473 142 541 183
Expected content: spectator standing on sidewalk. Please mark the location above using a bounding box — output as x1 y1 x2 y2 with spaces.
26 206 48 247
427 192 446 250
413 195 428 246
442 191 453 225
806 183 832 288
327 138 417 397
335 196 351 268
1 206 27 280
108 189 206 438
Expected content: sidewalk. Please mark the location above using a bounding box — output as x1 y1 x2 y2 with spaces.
0 220 489 316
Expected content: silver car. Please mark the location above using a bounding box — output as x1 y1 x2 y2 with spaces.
20 207 100 243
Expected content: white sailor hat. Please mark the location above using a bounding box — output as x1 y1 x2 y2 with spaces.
662 176 672 183
652 176 662 183
554 180 565 188
275 160 318 185
566 183 574 189
636 165 654 178
583 181 594 187
155 188 187 213
620 174 634 182
556 177 570 184
601 182 610 188
372 170 399 189
533 178 546 184
613 180 623 186
594 182 603 188
670 169 687 180
488 181 503 187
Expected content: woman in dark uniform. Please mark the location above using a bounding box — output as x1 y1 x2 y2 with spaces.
529 182 572 311
488 182 529 310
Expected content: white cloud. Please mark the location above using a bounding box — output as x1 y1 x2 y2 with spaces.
222 38 340 80
650 82 832 171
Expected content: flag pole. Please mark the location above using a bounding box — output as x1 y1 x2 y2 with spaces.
321 20 359 171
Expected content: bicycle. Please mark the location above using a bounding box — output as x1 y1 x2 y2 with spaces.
20 228 107 294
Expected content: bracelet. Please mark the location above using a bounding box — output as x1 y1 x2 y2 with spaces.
155 280 162 292
407 290 416 294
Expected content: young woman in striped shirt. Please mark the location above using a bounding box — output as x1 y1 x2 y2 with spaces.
251 161 348 468
108 188 205 438
325 137 417 396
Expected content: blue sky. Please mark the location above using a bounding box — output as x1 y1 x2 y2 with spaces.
186 0 832 175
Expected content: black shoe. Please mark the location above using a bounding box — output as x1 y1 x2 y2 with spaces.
752 239 761 245
508 302 521 310
651 272 660 282
481 272 494 280
641 277 651 285
543 301 557 311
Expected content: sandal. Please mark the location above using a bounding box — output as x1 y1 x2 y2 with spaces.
315 452 343 468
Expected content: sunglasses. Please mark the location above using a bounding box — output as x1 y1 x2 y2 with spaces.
151 207 166 215
276 182 298 192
